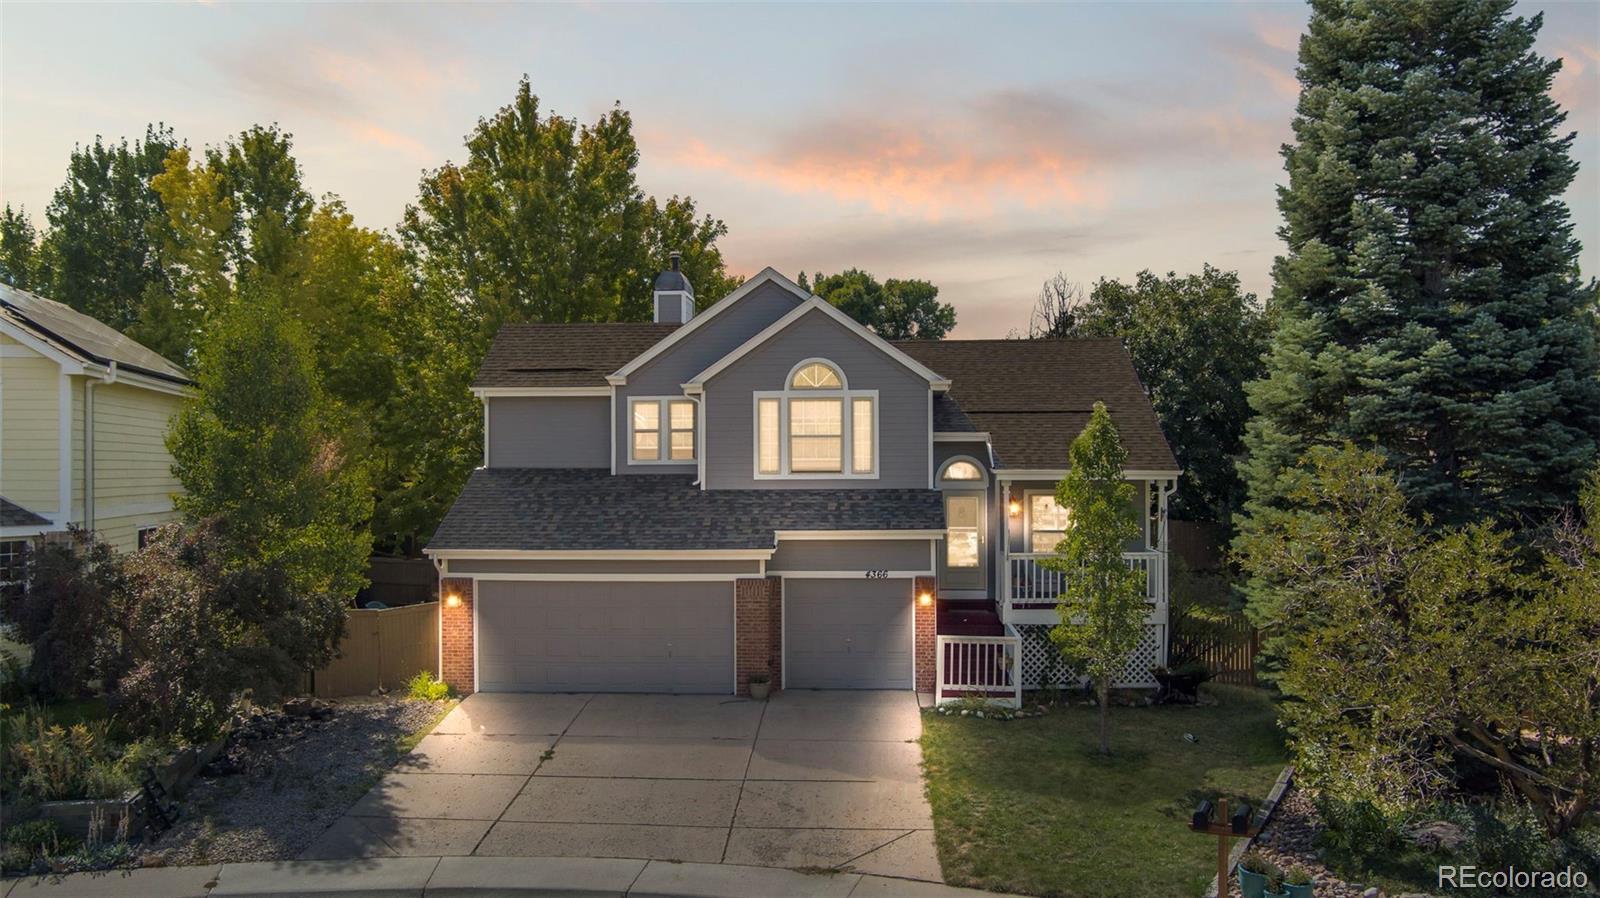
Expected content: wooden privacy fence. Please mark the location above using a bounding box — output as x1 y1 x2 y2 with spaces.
1169 612 1258 686
310 602 439 698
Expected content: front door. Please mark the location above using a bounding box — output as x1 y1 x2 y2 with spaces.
939 492 987 591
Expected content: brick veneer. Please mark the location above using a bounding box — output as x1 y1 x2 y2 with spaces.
735 577 782 695
440 577 475 695
914 576 937 692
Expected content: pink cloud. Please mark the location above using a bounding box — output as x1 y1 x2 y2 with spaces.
1551 40 1599 121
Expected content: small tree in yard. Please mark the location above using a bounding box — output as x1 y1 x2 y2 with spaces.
1047 402 1147 756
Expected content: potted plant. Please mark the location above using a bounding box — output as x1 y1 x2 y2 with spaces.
747 671 771 700
1264 871 1290 898
1283 866 1314 898
1237 850 1278 898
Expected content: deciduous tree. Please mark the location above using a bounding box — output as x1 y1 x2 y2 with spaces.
0 206 41 289
809 269 956 340
1046 402 1147 756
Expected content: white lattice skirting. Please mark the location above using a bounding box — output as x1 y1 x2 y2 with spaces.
1016 623 1166 689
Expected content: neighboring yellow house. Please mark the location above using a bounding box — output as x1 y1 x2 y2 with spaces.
0 284 193 586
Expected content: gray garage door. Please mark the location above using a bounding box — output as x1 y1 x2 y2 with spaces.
476 580 733 693
785 579 913 689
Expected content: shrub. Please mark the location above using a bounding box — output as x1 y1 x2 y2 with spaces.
1 819 76 873
7 713 119 800
1 530 127 699
407 670 450 701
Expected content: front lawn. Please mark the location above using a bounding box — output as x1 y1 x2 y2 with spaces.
921 685 1288 898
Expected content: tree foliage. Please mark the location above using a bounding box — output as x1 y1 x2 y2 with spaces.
168 297 372 600
401 77 738 343
1237 0 1600 551
808 269 956 340
1046 402 1147 756
0 206 41 289
35 125 178 330
1236 445 1600 837
1 531 126 700
1032 267 1269 524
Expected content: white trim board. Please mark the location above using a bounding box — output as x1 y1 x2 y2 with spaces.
933 432 990 442
685 297 951 390
472 386 611 397
609 267 811 384
997 468 1182 481
774 530 944 541
423 548 775 560
773 569 934 579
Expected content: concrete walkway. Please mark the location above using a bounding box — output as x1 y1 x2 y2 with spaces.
1 857 1019 897
300 691 939 882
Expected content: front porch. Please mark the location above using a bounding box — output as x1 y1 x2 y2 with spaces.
933 551 1171 708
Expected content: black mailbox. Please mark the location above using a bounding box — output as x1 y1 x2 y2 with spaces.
1231 803 1253 834
1191 799 1214 830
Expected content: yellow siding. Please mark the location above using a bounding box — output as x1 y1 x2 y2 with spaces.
88 380 184 547
0 334 62 517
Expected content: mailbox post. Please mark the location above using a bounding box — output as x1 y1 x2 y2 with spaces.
1189 796 1260 898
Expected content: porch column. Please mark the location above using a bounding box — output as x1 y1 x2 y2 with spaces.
998 480 1011 623
735 577 782 696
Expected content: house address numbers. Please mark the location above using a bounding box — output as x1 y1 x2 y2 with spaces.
863 569 889 579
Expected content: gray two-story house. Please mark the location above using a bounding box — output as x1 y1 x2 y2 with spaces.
426 257 1179 703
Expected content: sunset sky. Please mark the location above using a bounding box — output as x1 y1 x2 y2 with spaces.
3 1 1596 337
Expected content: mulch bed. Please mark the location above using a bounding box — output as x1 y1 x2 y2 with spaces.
148 696 445 866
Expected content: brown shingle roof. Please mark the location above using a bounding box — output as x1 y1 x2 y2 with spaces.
894 338 1178 472
474 323 681 388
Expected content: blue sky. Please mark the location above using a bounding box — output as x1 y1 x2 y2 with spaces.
3 1 1596 336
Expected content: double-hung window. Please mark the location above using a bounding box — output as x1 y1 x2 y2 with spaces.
1028 492 1072 553
630 397 697 463
754 360 877 479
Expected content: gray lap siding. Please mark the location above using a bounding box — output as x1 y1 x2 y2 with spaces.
768 539 934 574
615 281 804 475
486 396 610 468
703 309 932 489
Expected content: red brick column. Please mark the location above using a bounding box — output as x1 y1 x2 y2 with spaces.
735 577 782 696
440 577 475 695
914 576 937 693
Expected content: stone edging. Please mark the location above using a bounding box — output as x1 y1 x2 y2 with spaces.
1204 764 1297 898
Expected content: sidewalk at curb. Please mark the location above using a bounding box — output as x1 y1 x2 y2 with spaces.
2 857 1020 898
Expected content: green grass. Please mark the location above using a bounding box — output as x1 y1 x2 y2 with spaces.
920 685 1289 898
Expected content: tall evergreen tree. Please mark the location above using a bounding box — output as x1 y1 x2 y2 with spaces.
1237 0 1600 669
37 125 178 330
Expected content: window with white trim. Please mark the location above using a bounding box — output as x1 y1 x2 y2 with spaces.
0 540 27 600
630 397 697 463
753 360 877 479
940 460 983 482
1028 492 1072 553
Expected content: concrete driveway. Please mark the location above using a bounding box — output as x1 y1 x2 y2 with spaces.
301 690 941 883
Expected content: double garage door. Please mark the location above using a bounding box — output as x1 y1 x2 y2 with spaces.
473 577 913 693
476 580 733 693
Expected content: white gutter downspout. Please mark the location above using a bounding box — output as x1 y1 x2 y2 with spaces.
82 361 117 534
690 393 706 488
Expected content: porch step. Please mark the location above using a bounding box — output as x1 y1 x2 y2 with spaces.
936 601 1005 637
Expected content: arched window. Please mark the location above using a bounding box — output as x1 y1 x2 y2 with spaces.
938 458 985 483
790 362 843 390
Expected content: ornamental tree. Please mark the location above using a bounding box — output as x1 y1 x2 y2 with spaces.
1047 402 1147 756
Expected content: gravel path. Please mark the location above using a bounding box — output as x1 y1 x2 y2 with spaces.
152 697 448 866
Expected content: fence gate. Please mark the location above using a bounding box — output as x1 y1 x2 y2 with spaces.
1169 612 1258 686
311 602 439 698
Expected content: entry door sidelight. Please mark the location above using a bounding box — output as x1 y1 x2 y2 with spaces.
940 492 986 591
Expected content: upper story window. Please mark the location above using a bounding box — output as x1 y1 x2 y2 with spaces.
754 359 876 479
791 362 842 389
630 397 697 463
1027 492 1072 553
939 460 984 482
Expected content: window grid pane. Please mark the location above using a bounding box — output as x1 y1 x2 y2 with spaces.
669 401 695 431
758 399 780 474
633 431 659 460
792 363 842 389
668 400 696 461
670 431 695 460
632 401 659 431
1029 494 1070 553
851 398 873 473
943 461 982 480
790 399 842 472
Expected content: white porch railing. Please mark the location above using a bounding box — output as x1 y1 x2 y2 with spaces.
1006 550 1167 606
935 629 1022 708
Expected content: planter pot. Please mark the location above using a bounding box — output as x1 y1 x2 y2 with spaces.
749 681 771 700
1238 868 1269 898
1285 884 1314 898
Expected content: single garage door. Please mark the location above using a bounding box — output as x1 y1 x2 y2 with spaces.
476 580 733 693
785 579 913 689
